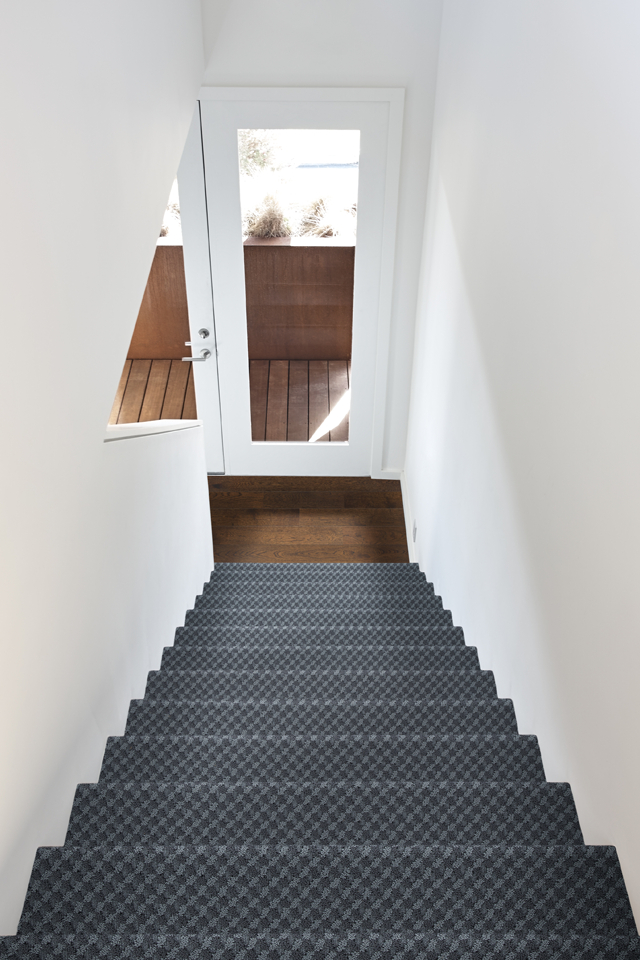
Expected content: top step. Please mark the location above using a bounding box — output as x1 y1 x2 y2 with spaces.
213 562 422 572
208 563 426 584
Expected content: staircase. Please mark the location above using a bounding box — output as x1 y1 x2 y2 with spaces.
2 562 639 958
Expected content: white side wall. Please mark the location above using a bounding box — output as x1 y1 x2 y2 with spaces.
0 1 210 933
200 0 444 474
405 0 640 918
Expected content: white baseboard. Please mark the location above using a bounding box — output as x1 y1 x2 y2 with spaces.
399 470 418 564
370 468 401 481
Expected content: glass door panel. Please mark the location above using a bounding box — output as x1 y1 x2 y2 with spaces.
237 129 359 443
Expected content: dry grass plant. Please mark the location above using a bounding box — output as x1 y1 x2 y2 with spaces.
244 195 291 238
159 202 180 238
298 198 357 238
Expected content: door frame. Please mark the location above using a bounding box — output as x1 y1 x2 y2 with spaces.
178 104 226 473
198 86 404 477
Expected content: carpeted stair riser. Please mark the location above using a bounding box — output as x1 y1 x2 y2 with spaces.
17 844 635 938
183 606 454 631
190 597 448 618
193 588 441 612
3 933 640 960
143 669 497 700
100 734 545 782
66 782 583 846
124 698 517 737
173 624 466 646
207 562 425 581
159 643 481 672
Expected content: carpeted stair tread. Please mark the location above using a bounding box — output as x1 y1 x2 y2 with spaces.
65 781 582 846
100 733 545 782
183 605 455 631
3 932 640 959
160 643 481 672
124 698 517 737
143 668 497 700
173 624 465 646
17 844 635 938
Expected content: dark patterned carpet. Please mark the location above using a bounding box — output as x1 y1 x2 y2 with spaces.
1 562 639 958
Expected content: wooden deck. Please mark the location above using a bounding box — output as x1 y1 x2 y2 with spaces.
109 358 197 424
250 359 350 442
209 476 410 563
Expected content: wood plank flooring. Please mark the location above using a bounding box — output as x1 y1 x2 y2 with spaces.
109 359 197 424
250 360 350 442
209 476 410 563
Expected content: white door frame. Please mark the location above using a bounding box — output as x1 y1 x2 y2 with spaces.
198 87 404 477
178 105 225 473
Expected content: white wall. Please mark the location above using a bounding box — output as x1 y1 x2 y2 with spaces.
0 1 210 933
200 0 444 473
405 0 640 918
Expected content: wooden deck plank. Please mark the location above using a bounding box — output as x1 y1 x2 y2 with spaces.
139 359 171 421
161 360 190 418
287 361 309 441
308 360 329 440
182 364 198 419
109 359 132 424
265 360 289 441
328 359 350 442
249 360 269 441
117 359 151 423
248 360 356 443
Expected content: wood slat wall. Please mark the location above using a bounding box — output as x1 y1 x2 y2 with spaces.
244 244 354 360
128 246 191 359
109 359 197 424
250 359 350 442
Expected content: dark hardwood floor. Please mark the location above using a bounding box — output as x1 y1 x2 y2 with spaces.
209 476 410 563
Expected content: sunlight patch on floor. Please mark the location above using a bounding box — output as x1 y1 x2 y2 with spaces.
309 388 351 442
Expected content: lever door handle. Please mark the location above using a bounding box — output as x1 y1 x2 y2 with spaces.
182 348 211 362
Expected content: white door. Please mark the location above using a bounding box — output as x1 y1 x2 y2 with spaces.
193 88 403 477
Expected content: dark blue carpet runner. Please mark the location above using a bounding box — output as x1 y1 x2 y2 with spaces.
1 562 639 957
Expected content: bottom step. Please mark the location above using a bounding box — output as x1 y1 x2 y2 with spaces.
1 932 640 959
16 845 636 938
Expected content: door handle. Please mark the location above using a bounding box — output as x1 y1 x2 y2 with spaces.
185 330 210 344
182 348 212 362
